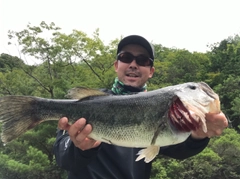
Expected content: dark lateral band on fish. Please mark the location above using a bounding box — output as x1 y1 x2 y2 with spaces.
151 121 167 145
0 82 221 163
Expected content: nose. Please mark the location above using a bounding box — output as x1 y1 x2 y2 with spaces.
129 59 138 69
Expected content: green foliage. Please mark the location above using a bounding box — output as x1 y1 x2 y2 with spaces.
0 69 36 96
213 75 240 129
0 146 61 179
151 149 222 179
150 49 211 89
151 128 240 179
0 122 66 178
208 35 240 81
0 53 25 72
187 148 222 178
231 97 240 120
151 158 169 179
208 128 240 178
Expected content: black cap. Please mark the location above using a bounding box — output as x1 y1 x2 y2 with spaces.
117 35 154 60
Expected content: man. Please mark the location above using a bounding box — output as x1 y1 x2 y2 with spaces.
53 35 228 179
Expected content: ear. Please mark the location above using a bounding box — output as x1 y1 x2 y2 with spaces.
149 67 155 78
114 60 118 72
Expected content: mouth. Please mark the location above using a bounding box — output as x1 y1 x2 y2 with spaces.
168 98 200 132
126 73 139 78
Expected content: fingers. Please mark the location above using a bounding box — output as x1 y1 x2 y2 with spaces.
68 118 88 137
75 123 92 142
74 124 100 150
61 117 101 150
191 112 228 139
205 112 228 126
58 117 70 130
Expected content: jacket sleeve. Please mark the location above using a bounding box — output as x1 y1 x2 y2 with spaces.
53 129 100 171
159 136 210 159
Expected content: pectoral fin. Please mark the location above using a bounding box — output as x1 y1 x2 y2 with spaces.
135 145 160 163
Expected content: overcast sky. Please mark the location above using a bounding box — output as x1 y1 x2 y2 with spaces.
1 0 240 61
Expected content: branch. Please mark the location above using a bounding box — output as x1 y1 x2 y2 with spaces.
21 67 51 93
73 48 104 83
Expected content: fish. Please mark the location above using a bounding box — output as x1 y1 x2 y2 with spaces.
0 82 220 163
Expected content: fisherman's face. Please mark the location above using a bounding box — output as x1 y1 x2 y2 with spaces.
114 44 155 88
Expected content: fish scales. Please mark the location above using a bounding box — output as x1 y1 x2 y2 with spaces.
36 93 169 146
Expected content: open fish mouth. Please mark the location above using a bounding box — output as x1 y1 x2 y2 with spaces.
168 98 200 132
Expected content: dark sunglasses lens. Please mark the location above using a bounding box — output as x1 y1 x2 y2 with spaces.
135 56 151 66
118 53 134 63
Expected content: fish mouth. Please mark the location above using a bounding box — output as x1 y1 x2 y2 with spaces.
168 98 200 132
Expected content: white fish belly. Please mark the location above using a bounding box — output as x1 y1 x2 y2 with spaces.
155 132 191 146
89 125 190 148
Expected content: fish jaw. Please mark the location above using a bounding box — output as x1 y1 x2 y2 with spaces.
170 82 221 133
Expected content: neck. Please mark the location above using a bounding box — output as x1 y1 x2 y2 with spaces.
111 77 147 95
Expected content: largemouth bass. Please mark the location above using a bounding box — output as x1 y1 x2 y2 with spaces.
0 82 220 163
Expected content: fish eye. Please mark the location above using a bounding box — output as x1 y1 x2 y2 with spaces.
189 85 196 90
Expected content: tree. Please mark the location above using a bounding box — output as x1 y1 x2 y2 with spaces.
7 22 118 98
209 128 240 178
213 75 240 129
208 35 240 86
0 53 25 72
150 48 210 89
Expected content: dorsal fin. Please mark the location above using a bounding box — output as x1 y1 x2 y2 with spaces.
65 87 108 99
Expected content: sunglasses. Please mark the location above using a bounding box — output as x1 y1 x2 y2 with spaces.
117 52 153 66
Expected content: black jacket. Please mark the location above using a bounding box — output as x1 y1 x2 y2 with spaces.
53 89 209 179
53 130 209 179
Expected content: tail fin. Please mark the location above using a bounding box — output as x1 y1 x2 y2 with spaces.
0 96 42 144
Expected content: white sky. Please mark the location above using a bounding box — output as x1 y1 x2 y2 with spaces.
1 0 240 62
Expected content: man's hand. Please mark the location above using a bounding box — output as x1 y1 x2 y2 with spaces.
58 117 101 150
191 112 228 139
